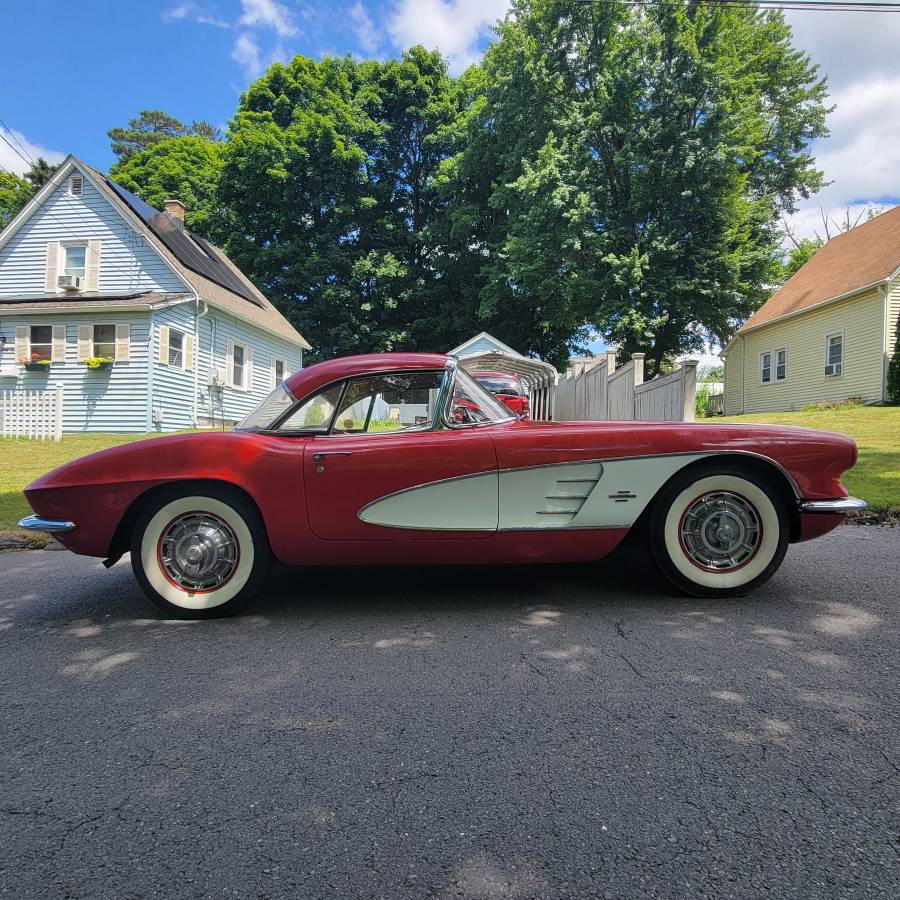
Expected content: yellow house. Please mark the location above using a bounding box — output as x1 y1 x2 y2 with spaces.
723 205 900 414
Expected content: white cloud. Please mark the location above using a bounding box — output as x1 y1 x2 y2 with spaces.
161 2 230 28
388 0 509 72
238 0 298 38
0 128 65 176
350 2 380 56
785 11 900 241
231 32 263 77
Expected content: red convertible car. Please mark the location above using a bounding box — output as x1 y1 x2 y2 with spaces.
20 353 865 618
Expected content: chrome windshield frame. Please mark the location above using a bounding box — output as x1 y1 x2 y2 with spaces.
439 359 517 430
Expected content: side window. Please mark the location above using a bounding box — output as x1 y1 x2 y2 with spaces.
759 352 772 384
277 383 344 432
333 372 444 434
825 333 843 376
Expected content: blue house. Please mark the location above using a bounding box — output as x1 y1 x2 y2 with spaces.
0 155 309 432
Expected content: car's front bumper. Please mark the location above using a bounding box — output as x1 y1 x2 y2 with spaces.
798 497 868 514
17 515 76 534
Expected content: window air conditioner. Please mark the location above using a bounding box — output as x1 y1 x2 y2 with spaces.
58 275 82 291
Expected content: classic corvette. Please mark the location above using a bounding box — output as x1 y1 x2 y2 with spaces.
19 352 866 618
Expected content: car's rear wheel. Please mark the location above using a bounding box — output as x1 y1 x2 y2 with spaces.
649 464 789 598
130 486 270 619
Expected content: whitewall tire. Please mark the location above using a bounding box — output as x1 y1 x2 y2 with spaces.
649 465 789 598
130 487 270 618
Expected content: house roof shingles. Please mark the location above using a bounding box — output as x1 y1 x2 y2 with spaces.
79 161 310 349
741 204 900 333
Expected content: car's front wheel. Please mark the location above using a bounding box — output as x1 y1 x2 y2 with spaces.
649 464 789 598
130 486 270 619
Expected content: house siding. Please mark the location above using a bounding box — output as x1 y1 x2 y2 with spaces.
149 302 198 432
195 310 304 425
888 279 900 354
724 288 886 414
0 310 150 432
0 173 186 298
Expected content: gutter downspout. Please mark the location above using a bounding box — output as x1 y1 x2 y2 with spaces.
193 297 209 427
880 282 890 403
739 334 746 415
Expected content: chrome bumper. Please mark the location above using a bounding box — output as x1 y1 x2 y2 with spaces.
17 515 76 534
798 497 867 514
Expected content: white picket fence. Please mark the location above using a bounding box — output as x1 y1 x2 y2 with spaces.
0 385 64 441
556 352 697 422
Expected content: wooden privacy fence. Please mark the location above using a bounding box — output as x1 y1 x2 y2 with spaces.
0 384 64 441
555 352 697 422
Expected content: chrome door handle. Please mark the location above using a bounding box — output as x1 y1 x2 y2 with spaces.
313 451 353 461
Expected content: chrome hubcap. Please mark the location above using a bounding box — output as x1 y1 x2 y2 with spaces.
158 513 238 591
680 491 761 571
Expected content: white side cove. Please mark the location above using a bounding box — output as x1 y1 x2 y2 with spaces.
358 454 707 532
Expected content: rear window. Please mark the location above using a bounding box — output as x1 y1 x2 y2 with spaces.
473 374 525 396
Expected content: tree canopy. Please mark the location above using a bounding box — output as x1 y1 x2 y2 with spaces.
110 137 224 240
107 110 220 163
0 157 59 232
108 3 830 370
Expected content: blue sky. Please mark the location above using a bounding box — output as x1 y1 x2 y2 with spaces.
2 0 899 294
0 0 506 174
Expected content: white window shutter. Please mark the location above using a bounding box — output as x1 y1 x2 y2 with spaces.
184 334 195 371
15 325 28 362
244 346 253 390
115 324 130 362
85 241 101 291
51 325 66 362
225 340 235 387
45 242 59 292
77 324 92 361
158 326 170 365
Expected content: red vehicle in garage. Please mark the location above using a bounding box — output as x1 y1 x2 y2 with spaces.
472 371 531 418
20 352 865 619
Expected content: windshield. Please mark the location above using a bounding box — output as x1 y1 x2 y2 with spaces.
448 368 517 425
236 384 295 430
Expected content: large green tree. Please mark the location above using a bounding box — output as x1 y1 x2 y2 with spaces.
108 110 220 162
219 50 471 359
109 136 224 239
0 157 59 232
455 0 830 374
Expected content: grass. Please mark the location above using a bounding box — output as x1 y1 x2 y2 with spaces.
715 404 900 514
0 432 169 545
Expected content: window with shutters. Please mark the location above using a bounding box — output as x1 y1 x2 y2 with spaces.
62 243 87 279
92 324 116 359
29 325 53 362
168 328 185 368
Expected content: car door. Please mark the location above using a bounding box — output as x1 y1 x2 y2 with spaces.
302 371 499 540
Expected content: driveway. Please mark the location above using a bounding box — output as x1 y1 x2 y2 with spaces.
1 527 898 899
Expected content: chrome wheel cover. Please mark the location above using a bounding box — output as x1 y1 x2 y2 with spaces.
157 512 239 592
678 491 762 572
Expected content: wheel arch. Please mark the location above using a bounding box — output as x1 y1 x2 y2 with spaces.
105 478 273 565
629 451 801 543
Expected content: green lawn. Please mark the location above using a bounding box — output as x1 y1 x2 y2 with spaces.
716 405 900 514
0 432 170 544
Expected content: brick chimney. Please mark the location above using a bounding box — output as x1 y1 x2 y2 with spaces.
163 199 186 228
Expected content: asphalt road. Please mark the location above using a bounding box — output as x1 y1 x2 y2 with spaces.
1 527 898 900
